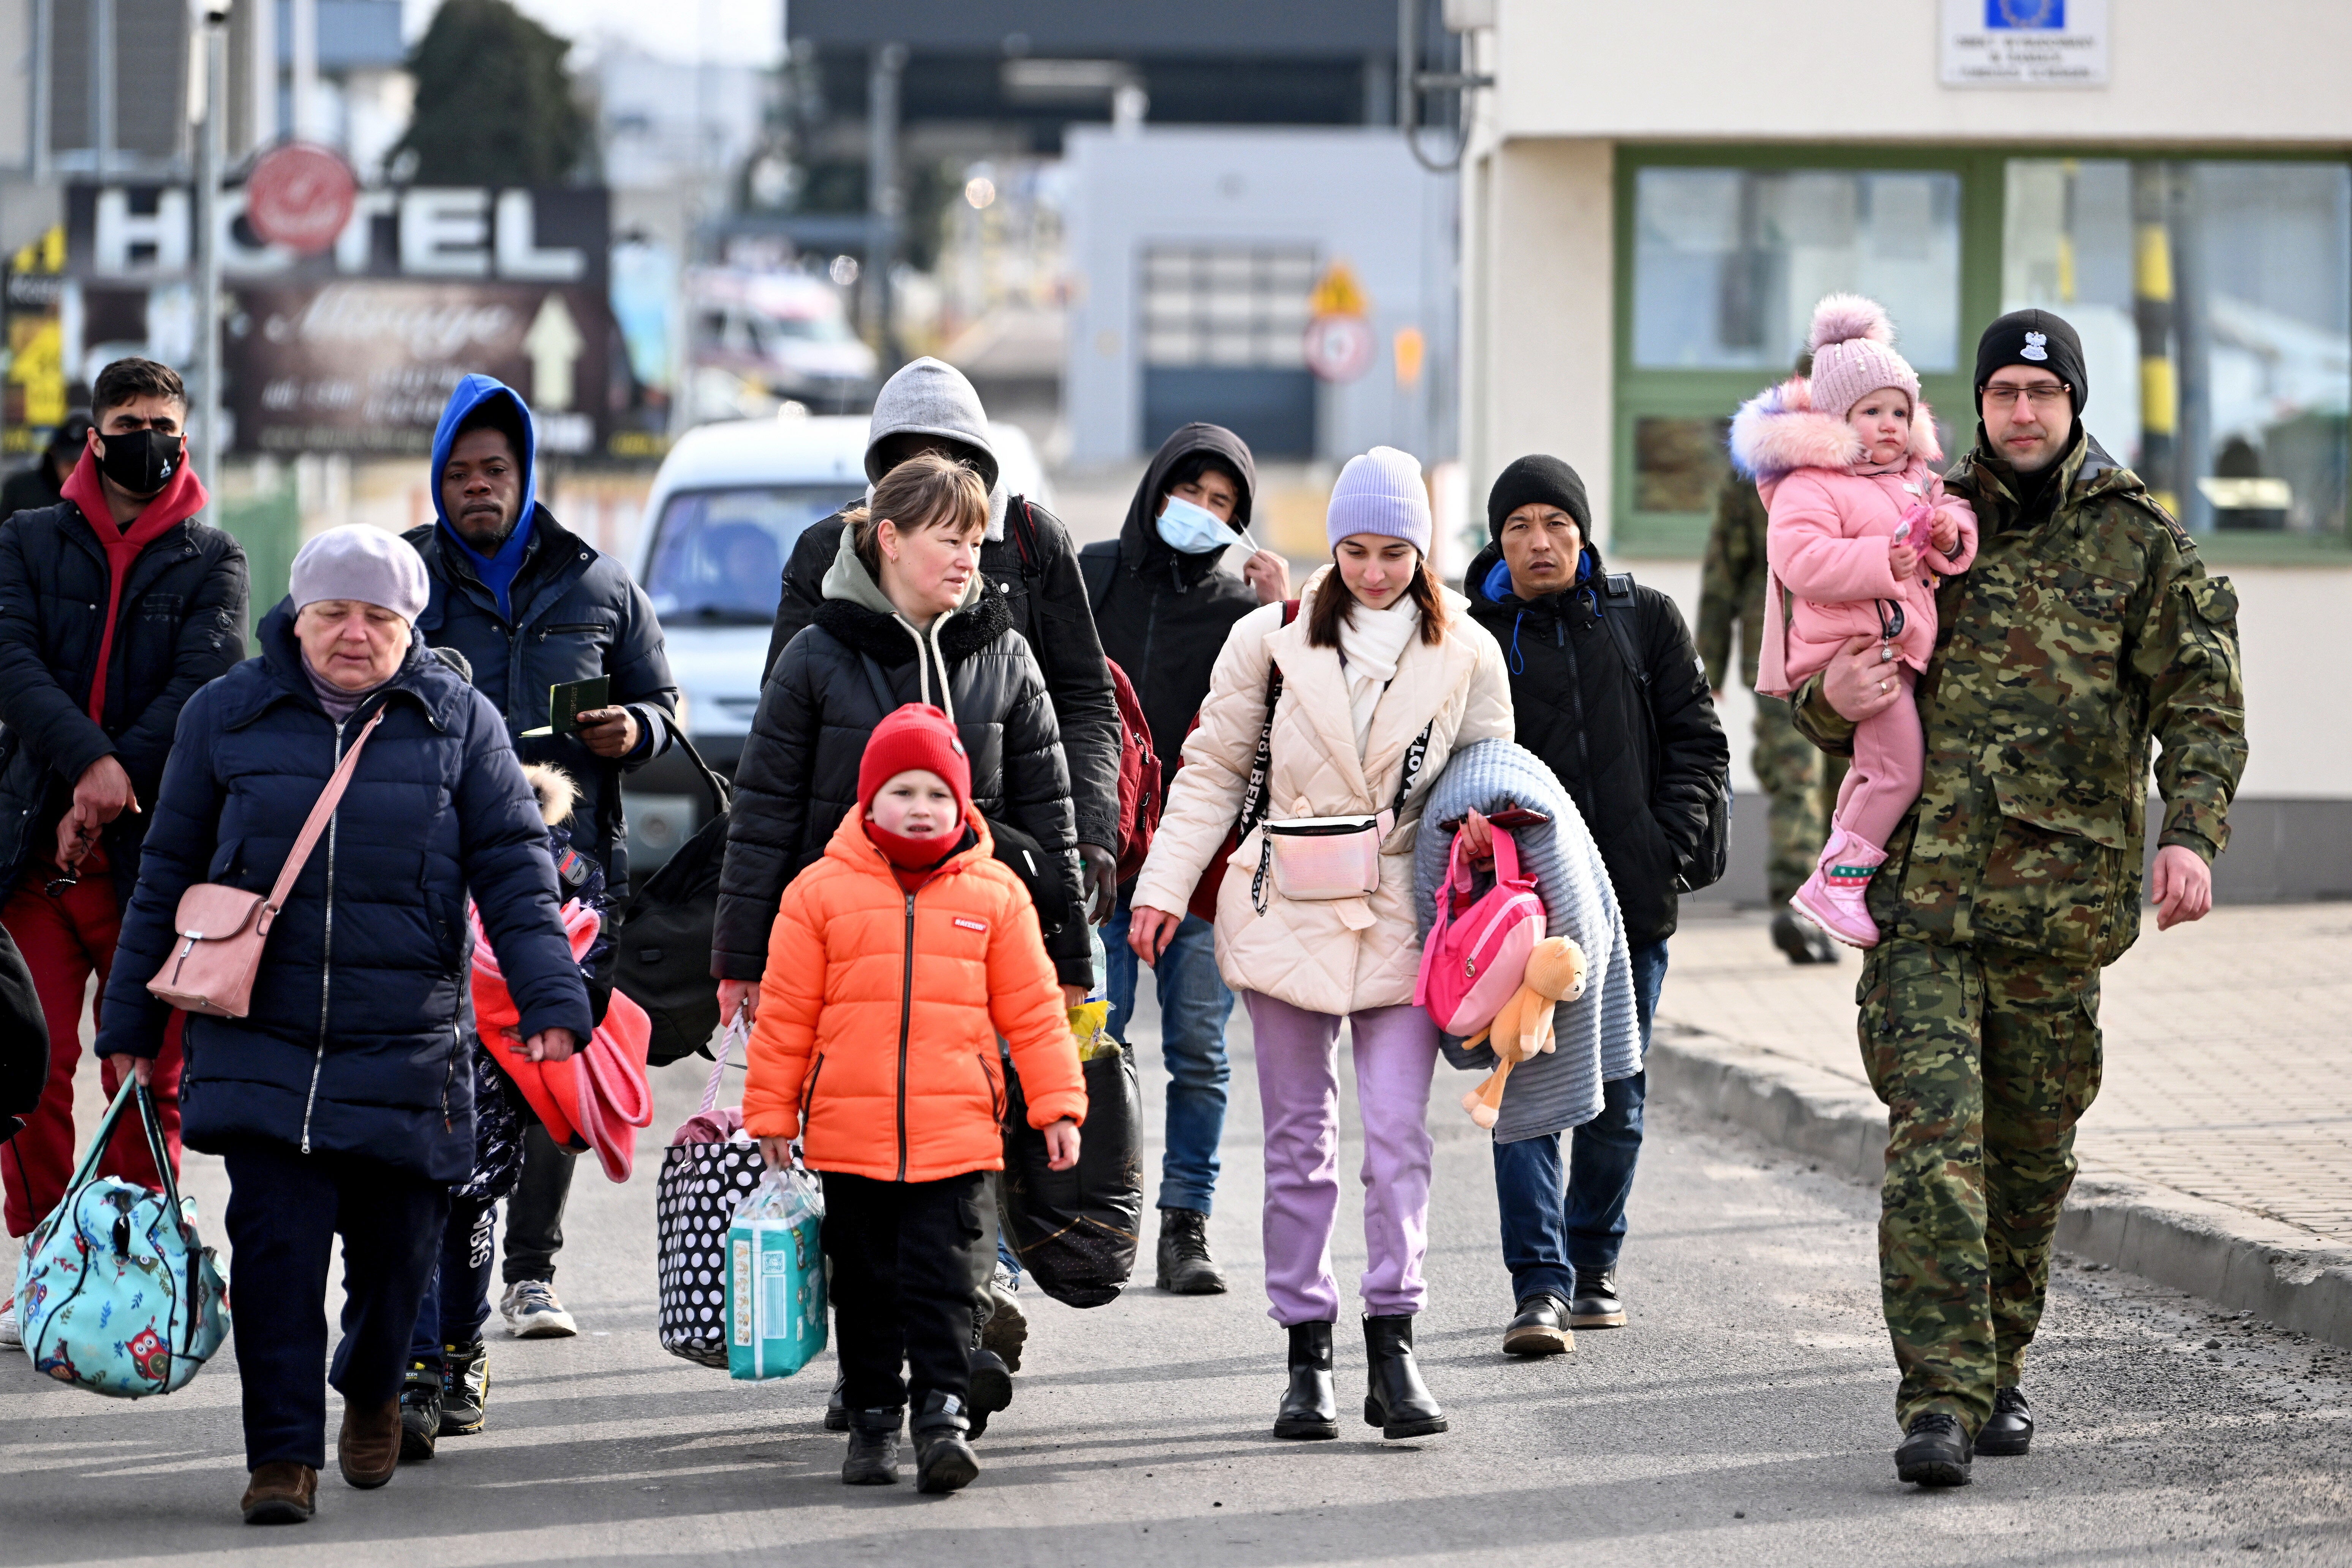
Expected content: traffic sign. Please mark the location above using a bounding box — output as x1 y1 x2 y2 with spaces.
1304 313 1376 383
245 144 357 255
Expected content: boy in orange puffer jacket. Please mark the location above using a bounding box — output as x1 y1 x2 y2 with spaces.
745 702 1084 1494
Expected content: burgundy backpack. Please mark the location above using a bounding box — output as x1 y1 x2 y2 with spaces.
1103 658 1162 882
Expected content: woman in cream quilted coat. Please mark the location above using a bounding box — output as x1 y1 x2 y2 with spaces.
1128 448 1513 1443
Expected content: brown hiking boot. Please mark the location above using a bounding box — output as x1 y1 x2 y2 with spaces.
240 1461 317 1524
338 1397 401 1489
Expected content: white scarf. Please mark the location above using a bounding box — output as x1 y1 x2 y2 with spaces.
1334 595 1421 759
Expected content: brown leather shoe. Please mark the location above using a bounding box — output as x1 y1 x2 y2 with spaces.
240 1461 317 1524
338 1398 401 1489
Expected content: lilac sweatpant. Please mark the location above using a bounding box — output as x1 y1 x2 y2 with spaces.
1832 664 1924 850
1244 991 1440 1326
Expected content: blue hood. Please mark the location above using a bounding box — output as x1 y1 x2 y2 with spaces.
431 373 540 619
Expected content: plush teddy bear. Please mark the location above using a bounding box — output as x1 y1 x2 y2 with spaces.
1461 936 1587 1129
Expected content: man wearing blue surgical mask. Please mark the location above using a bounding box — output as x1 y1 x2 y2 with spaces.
1078 424 1287 1296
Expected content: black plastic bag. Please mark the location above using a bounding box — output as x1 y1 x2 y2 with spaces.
999 1040 1143 1308
613 722 734 1067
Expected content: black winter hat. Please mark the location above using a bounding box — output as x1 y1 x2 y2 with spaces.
1486 455 1590 543
1974 308 2087 415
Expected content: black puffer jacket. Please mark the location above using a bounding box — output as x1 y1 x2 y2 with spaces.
0 499 247 904
1463 542 1728 945
762 499 1120 857
96 604 592 1182
716 563 1081 984
1084 424 1264 800
405 509 677 900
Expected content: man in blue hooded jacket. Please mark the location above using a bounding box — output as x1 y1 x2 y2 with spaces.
403 375 677 1341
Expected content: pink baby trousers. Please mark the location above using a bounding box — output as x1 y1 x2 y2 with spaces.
1835 663 1924 850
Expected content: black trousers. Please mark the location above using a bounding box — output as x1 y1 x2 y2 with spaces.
822 1170 984 1414
220 1138 449 1470
501 1119 576 1285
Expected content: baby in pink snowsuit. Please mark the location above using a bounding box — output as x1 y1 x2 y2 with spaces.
1729 294 1979 947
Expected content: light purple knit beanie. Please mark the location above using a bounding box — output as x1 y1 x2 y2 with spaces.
1326 446 1431 554
1805 294 1920 420
291 524 431 623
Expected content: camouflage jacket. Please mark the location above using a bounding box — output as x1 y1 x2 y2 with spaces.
1697 473 1772 691
1792 432 2245 968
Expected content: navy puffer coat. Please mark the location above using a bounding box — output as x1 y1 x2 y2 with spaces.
96 602 593 1181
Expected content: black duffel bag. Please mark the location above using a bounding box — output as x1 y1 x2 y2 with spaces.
613 720 736 1067
999 1038 1143 1308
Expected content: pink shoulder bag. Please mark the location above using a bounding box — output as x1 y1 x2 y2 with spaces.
148 708 386 1019
1413 824 1545 1039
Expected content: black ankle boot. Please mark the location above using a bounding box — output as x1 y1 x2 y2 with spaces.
841 1408 902 1486
1273 1321 1339 1440
911 1392 981 1494
1362 1315 1447 1440
824 1372 849 1432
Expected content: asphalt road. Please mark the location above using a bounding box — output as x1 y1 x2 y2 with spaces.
4 984 2349 1566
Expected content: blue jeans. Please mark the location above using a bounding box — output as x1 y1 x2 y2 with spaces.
1104 895 1236 1215
1491 939 1669 1304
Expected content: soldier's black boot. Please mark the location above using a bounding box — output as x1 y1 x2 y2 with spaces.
1895 1412 1974 1487
1975 1387 2033 1456
911 1392 981 1494
1362 1315 1447 1440
841 1408 903 1486
1273 1321 1339 1440
1772 909 1839 965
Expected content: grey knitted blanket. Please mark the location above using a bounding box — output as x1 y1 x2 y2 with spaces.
1413 739 1641 1142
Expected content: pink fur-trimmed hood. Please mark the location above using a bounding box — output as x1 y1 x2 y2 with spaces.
1729 375 1942 482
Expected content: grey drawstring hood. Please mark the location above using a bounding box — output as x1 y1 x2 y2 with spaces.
819 524 985 721
863 356 1010 541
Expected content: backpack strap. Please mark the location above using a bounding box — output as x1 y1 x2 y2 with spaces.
1009 496 1042 579
1078 539 1119 615
1600 571 1652 699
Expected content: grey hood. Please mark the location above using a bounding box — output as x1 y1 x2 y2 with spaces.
865 356 1010 541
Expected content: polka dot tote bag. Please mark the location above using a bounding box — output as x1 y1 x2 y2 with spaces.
656 1021 767 1369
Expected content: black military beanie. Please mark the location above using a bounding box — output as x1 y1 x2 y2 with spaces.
1974 308 2088 415
1486 454 1591 543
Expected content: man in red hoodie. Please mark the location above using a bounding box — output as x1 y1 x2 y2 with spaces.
0 358 247 1344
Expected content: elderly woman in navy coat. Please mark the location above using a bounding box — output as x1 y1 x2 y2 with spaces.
96 526 591 1526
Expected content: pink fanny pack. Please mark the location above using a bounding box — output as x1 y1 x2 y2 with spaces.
1413 825 1544 1039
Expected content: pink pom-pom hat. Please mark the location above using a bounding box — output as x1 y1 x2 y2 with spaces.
1804 293 1920 423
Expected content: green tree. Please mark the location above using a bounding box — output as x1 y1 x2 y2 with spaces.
392 0 591 186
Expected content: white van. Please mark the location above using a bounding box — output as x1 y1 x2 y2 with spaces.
622 412 1053 869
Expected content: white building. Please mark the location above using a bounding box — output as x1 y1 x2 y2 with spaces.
1455 0 2352 903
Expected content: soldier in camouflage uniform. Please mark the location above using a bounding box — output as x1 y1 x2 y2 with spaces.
1792 310 2245 1488
1697 469 1848 963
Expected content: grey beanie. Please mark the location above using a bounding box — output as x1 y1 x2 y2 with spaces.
1326 446 1431 555
291 525 431 623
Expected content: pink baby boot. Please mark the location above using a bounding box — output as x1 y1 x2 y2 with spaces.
1789 828 1887 948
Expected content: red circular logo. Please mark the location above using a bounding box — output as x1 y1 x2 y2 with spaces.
245 144 357 255
1303 313 1376 384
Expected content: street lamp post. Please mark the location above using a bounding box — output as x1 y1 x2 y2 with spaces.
193 3 231 518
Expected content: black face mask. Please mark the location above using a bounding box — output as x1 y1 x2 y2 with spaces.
96 428 181 496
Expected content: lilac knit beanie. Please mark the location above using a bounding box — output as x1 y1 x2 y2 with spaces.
1806 295 1920 420
1326 446 1431 554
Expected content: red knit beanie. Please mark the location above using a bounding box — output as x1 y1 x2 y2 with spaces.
858 703 972 819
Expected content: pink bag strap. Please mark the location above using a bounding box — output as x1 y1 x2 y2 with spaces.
258 708 385 935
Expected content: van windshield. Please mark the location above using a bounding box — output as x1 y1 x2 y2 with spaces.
644 486 862 624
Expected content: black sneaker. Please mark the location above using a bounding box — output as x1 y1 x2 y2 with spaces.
1155 1208 1228 1295
1895 1412 1974 1487
912 1393 980 1494
966 1348 1013 1440
1568 1269 1626 1329
439 1339 488 1435
842 1408 903 1486
397 1361 442 1462
1975 1387 2033 1456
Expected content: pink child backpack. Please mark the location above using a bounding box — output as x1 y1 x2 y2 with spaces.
1415 825 1546 1038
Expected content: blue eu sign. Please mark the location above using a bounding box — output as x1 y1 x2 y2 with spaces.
1986 0 2064 25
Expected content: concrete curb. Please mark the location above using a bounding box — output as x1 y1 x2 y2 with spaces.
1648 1024 2352 1350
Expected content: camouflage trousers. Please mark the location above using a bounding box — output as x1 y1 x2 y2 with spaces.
1856 939 2104 1435
1753 694 1850 904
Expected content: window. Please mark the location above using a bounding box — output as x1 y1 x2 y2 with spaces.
2004 159 2350 540
1138 245 1321 457
1633 167 1963 373
643 487 862 624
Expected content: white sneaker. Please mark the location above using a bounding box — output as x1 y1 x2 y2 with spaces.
498 1279 577 1339
0 1297 21 1351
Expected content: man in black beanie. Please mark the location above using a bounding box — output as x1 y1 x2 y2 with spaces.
1792 309 2246 1488
1461 455 1727 1356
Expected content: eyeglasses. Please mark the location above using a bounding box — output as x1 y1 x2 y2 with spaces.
1981 383 2071 410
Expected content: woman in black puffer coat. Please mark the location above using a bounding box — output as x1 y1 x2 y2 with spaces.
95 527 590 1519
713 453 1081 999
